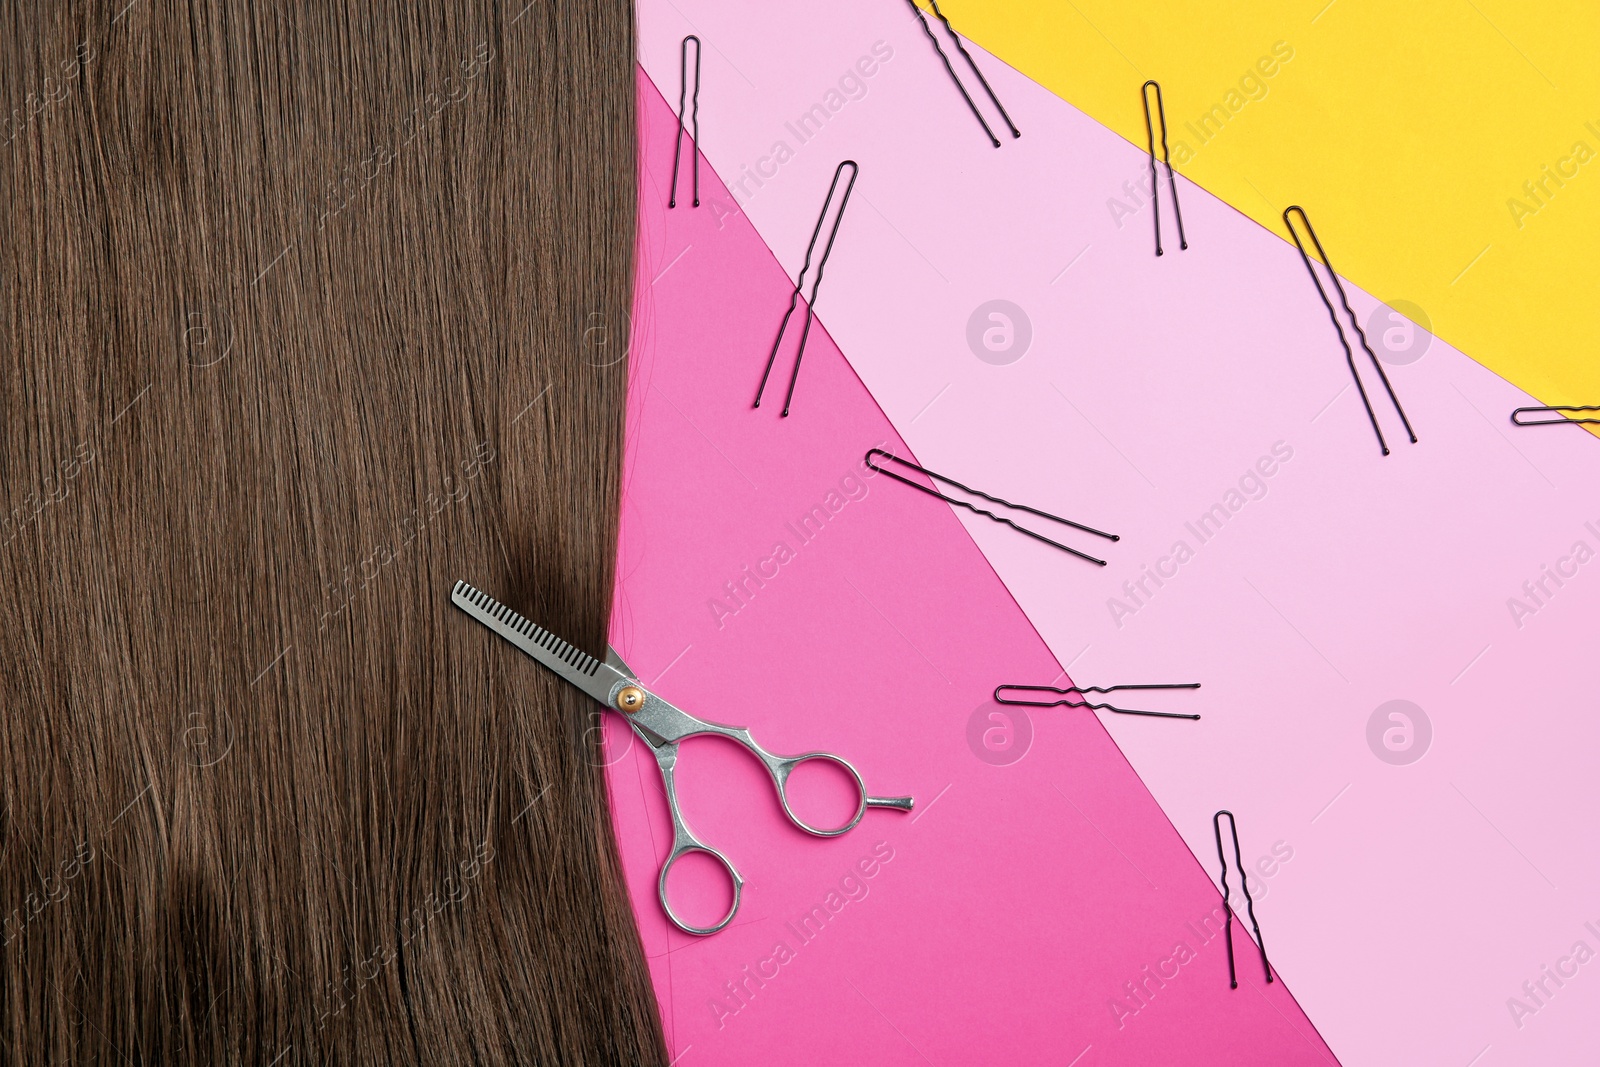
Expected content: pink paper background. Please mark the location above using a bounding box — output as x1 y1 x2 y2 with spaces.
629 4 1600 1064
604 73 1335 1066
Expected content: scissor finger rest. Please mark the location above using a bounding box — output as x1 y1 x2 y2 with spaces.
771 752 914 836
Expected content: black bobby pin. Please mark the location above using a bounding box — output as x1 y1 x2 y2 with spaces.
1284 206 1418 456
1141 81 1187 256
903 0 1012 147
669 35 701 208
994 682 1200 720
1213 810 1273 989
865 448 1117 566
754 161 859 417
928 0 1019 140
1511 404 1600 427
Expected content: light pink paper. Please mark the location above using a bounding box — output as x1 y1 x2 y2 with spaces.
608 73 1336 1065
632 5 1600 1065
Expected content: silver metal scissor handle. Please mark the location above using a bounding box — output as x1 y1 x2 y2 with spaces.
647 738 744 936
611 672 913 936
762 748 905 836
671 718 911 836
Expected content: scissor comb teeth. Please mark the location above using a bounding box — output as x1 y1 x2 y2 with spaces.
450 580 602 676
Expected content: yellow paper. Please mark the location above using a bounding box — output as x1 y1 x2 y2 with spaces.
919 0 1600 421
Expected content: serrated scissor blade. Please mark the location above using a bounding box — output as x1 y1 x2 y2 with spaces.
450 580 625 705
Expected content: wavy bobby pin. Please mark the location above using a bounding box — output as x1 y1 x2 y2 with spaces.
755 160 859 417
1213 810 1274 989
865 448 1117 566
1511 403 1600 427
1141 80 1187 256
669 35 701 208
994 682 1200 720
1284 205 1417 456
903 0 1019 147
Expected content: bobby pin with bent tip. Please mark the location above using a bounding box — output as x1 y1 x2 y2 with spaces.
928 0 1019 140
668 35 701 208
1511 404 1600 427
1213 810 1273 989
865 448 1117 566
902 0 1015 146
754 160 859 416
993 682 1200 720
1141 80 1187 256
1283 205 1417 456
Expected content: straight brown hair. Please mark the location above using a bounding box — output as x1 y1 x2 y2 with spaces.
1 1 666 1063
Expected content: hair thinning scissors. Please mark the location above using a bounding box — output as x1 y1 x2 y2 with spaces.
451 580 914 935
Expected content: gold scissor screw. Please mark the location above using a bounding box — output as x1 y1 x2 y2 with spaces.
615 686 646 713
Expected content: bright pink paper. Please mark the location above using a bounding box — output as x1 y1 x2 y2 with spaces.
608 73 1335 1066
631 5 1600 1065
